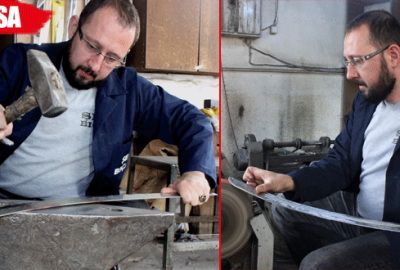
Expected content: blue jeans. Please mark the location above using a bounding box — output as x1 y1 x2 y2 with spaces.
272 191 393 269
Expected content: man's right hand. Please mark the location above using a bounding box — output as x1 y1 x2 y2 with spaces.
243 166 295 194
0 105 13 140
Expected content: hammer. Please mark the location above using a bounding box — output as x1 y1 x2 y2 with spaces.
4 49 68 123
1 49 68 145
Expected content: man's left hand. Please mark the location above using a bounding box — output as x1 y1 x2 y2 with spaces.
161 171 211 206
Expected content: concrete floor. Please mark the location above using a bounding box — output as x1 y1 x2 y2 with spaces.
119 236 219 270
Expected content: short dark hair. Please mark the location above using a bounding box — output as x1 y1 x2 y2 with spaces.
79 0 140 48
346 10 400 49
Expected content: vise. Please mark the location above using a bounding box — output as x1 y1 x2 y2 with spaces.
233 134 333 173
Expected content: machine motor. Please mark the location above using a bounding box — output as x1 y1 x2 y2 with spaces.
233 134 333 174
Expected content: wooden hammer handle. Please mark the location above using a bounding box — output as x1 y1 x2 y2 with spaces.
4 87 38 124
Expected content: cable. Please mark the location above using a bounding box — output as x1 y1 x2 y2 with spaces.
261 0 279 31
221 67 240 150
243 39 345 74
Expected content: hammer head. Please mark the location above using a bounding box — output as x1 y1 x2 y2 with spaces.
27 49 68 117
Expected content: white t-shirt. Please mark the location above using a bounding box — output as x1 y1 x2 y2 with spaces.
0 66 97 199
358 100 400 220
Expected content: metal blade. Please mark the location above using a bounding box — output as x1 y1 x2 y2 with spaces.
228 177 400 232
0 192 218 218
0 193 181 217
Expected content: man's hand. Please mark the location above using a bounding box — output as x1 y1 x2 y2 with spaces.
243 166 295 193
0 105 12 140
161 171 211 206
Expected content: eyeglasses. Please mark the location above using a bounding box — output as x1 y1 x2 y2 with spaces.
343 45 390 68
78 25 127 67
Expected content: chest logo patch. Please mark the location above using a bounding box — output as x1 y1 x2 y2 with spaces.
81 112 94 128
114 153 129 175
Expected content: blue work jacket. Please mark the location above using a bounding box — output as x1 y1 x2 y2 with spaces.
287 92 400 267
0 42 216 197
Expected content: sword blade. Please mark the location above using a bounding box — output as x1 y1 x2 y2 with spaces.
0 192 218 217
228 177 400 232
0 193 180 217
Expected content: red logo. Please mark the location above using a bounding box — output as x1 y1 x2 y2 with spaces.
0 1 52 34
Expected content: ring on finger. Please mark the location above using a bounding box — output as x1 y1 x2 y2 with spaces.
199 194 207 203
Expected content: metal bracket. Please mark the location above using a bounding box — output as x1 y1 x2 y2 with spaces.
249 201 274 270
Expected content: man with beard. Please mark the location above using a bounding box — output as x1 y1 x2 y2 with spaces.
0 0 215 208
242 10 400 269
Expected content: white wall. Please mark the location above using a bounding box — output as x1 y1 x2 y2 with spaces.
222 0 348 168
139 73 219 109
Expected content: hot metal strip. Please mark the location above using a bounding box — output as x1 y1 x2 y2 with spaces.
228 177 400 233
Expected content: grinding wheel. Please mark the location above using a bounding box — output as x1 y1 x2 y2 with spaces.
221 181 253 259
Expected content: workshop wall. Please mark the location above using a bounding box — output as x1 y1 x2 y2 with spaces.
221 0 350 167
139 73 219 109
